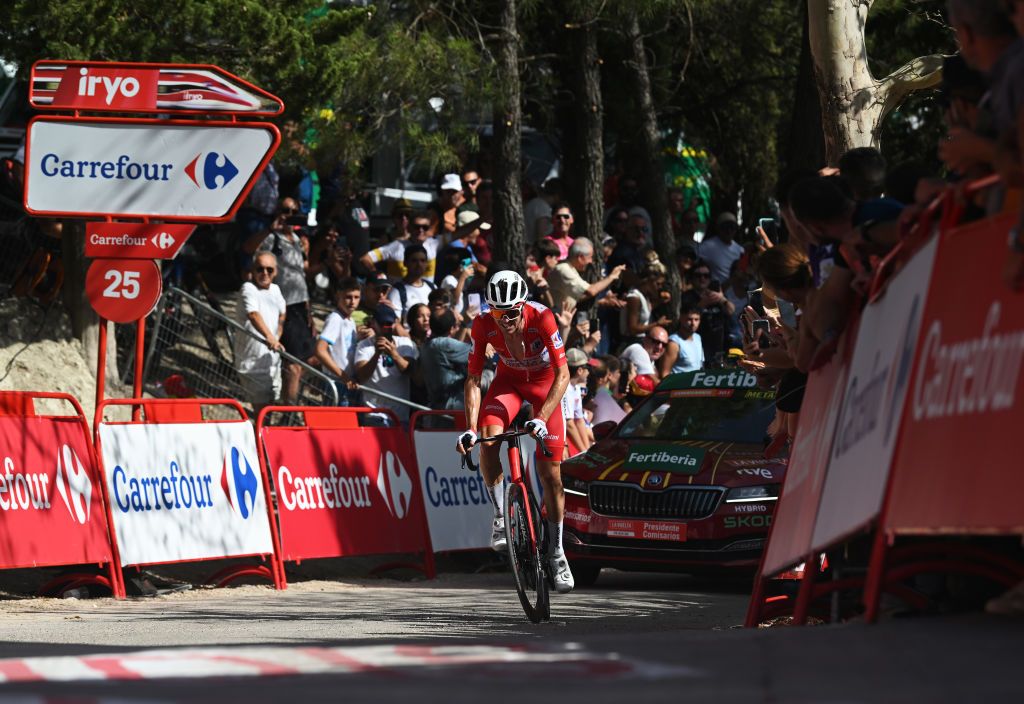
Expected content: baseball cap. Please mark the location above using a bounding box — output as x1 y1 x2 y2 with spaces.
374 304 398 326
717 212 738 225
566 348 589 367
601 233 616 248
391 198 414 216
440 173 463 192
456 210 491 231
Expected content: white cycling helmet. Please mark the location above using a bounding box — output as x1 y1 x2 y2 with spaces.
485 270 529 310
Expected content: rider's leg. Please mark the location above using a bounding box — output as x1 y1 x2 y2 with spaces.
478 379 523 550
534 458 565 553
478 423 506 513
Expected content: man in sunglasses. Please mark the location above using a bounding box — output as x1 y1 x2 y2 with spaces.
456 270 575 593
619 325 669 384
234 252 287 417
359 212 441 281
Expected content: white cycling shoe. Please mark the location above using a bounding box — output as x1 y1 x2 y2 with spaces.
549 553 575 594
491 516 508 552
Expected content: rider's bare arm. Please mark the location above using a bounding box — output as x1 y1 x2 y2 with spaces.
464 373 482 433
535 365 570 428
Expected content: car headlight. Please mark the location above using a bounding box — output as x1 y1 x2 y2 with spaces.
563 475 589 497
725 485 779 503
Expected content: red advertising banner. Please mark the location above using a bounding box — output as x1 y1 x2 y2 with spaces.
760 329 854 576
0 415 114 568
886 213 1024 534
85 222 195 260
262 426 430 561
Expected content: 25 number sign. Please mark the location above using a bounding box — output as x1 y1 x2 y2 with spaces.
86 259 162 323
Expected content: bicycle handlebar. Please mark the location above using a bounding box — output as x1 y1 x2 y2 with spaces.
460 428 553 473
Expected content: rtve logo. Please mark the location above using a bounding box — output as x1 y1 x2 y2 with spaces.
221 447 259 519
184 152 239 190
375 451 413 519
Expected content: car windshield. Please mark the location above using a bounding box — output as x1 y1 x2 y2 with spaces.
616 388 776 444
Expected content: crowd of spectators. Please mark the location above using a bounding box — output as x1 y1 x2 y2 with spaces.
233 0 1024 477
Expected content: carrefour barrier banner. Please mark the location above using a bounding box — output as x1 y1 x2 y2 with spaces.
98 421 274 566
761 338 851 576
887 214 1024 533
413 429 541 553
0 417 113 567
812 236 938 550
262 427 428 561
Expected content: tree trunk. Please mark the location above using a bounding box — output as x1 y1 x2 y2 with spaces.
807 0 943 165
567 19 604 253
786 2 826 172
623 12 678 298
491 0 526 272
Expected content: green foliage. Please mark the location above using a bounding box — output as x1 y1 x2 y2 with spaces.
0 0 492 175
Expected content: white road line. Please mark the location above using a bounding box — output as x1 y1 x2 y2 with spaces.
0 644 698 684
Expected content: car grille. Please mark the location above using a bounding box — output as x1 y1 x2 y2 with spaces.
589 483 723 520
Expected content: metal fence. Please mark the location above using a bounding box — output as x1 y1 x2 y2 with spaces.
116 286 339 420
116 285 430 421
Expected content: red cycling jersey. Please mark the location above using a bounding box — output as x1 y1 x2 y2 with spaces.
469 301 568 457
467 301 567 381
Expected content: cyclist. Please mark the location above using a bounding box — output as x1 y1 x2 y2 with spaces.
455 270 574 593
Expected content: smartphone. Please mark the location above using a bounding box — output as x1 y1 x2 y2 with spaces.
381 324 395 341
461 257 473 269
285 214 307 227
752 319 771 338
467 293 482 316
777 299 798 328
709 280 722 293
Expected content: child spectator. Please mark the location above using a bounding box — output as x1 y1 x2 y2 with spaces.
316 278 363 406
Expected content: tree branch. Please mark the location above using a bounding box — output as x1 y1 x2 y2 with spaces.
875 53 945 118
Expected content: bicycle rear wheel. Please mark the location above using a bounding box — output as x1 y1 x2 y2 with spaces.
505 482 548 623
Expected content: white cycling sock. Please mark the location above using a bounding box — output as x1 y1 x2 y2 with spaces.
488 479 504 518
548 520 564 558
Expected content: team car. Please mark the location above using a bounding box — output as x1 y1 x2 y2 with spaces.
561 370 786 586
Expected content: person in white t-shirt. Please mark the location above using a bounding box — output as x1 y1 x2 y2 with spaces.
619 326 669 381
560 348 591 455
234 252 287 416
698 212 746 284
387 244 436 333
316 277 363 406
659 307 705 377
354 304 419 424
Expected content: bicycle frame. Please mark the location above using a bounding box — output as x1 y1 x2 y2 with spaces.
462 428 552 535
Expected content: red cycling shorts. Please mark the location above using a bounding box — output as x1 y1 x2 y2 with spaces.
479 372 565 460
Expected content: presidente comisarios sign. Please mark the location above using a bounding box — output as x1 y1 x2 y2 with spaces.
30 60 284 115
24 116 280 221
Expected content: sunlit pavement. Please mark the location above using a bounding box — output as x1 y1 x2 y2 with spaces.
0 571 1017 702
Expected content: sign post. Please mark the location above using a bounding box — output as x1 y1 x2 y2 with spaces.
23 60 283 412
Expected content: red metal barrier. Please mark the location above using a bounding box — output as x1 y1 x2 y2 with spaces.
0 391 123 598
94 398 283 594
748 179 1024 625
257 406 435 584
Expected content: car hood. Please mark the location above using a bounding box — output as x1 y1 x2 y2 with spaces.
561 436 787 488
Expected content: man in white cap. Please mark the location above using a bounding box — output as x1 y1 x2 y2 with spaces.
698 212 745 285
437 173 464 241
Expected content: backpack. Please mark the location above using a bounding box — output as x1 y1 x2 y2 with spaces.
394 278 436 320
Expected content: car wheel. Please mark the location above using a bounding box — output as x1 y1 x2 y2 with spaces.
573 564 601 588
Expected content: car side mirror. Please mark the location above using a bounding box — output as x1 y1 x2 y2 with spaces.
592 420 617 441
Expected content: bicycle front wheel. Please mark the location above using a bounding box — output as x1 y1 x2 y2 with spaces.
505 481 548 623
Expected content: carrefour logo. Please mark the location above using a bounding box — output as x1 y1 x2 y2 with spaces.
221 447 259 519
112 461 215 513
56 445 92 524
375 451 413 519
184 152 238 189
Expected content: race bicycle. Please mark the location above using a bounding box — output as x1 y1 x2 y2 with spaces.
462 427 554 624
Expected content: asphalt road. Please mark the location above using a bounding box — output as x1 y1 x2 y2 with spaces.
0 569 1018 703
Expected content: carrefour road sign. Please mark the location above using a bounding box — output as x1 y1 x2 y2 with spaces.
85 222 196 260
24 117 280 222
30 61 284 116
